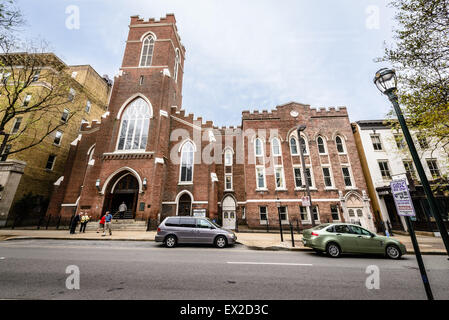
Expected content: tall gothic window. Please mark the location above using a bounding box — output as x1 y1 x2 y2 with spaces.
317 136 326 154
271 138 281 156
290 137 298 155
174 48 180 82
140 35 155 67
254 138 263 157
299 136 308 154
180 141 194 183
117 98 151 151
336 136 345 153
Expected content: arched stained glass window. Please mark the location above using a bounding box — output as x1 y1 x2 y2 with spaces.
140 35 155 67
317 136 326 154
117 98 151 151
180 141 194 183
272 138 281 156
336 136 345 153
290 137 298 155
255 138 263 157
299 136 308 154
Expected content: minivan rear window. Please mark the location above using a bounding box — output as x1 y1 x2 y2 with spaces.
165 217 180 227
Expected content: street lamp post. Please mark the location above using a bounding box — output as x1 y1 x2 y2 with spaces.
374 68 449 257
276 198 284 242
297 125 315 227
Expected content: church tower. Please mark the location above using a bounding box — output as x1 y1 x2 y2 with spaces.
62 14 187 221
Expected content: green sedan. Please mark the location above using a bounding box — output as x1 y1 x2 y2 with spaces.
302 223 407 259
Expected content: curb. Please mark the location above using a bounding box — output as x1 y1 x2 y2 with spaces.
237 242 447 255
2 236 155 242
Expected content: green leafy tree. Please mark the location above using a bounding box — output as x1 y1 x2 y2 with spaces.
380 0 449 191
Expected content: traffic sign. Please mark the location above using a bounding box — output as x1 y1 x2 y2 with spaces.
390 179 416 217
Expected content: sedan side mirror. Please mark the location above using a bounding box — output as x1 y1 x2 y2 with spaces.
370 233 376 238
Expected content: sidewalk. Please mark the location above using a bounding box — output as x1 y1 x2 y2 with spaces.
0 229 446 255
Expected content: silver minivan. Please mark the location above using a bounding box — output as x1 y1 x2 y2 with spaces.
155 216 237 248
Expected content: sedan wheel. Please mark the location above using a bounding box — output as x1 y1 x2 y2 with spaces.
386 245 401 259
165 235 177 248
326 243 341 258
215 236 227 248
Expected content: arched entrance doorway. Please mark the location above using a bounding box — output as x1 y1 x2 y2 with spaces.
103 173 139 219
177 193 192 216
222 196 236 230
345 193 370 230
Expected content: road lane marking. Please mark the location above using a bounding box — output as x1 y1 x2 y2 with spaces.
227 262 313 266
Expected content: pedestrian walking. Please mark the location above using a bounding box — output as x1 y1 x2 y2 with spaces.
79 212 90 233
103 211 113 236
118 201 127 219
97 214 106 233
69 212 81 234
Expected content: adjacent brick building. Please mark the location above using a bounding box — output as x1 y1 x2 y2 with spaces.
0 53 111 226
47 14 376 231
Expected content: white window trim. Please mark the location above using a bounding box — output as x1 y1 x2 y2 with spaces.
278 206 289 224
293 166 303 188
224 149 233 166
298 135 309 155
289 136 299 156
259 206 268 225
255 165 267 190
61 109 70 122
331 205 341 222
271 137 282 157
139 35 155 68
317 136 328 155
254 138 264 158
224 173 233 191
46 155 56 171
321 165 334 189
115 98 151 152
370 134 384 151
301 206 320 225
341 164 356 188
274 165 286 190
178 141 195 184
335 135 346 154
299 206 311 224
54 130 63 146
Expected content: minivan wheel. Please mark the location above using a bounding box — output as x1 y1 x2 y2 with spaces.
165 235 177 248
326 242 341 258
215 235 227 248
386 244 401 259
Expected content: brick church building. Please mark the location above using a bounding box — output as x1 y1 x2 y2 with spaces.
47 14 376 231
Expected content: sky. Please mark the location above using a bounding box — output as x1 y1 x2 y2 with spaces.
17 0 397 127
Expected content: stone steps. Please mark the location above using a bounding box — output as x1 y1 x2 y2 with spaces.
85 219 147 231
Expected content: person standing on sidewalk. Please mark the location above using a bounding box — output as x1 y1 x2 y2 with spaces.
103 211 113 236
79 212 90 233
118 202 127 219
97 214 106 233
69 212 81 234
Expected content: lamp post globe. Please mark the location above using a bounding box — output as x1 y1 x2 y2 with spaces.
374 68 397 95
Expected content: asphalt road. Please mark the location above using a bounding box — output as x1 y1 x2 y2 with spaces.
0 239 448 300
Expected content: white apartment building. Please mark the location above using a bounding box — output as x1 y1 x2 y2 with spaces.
353 120 449 233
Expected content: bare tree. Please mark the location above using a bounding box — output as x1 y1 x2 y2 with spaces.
0 36 87 159
0 0 24 36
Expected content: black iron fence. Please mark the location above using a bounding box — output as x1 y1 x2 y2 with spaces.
2 214 73 230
